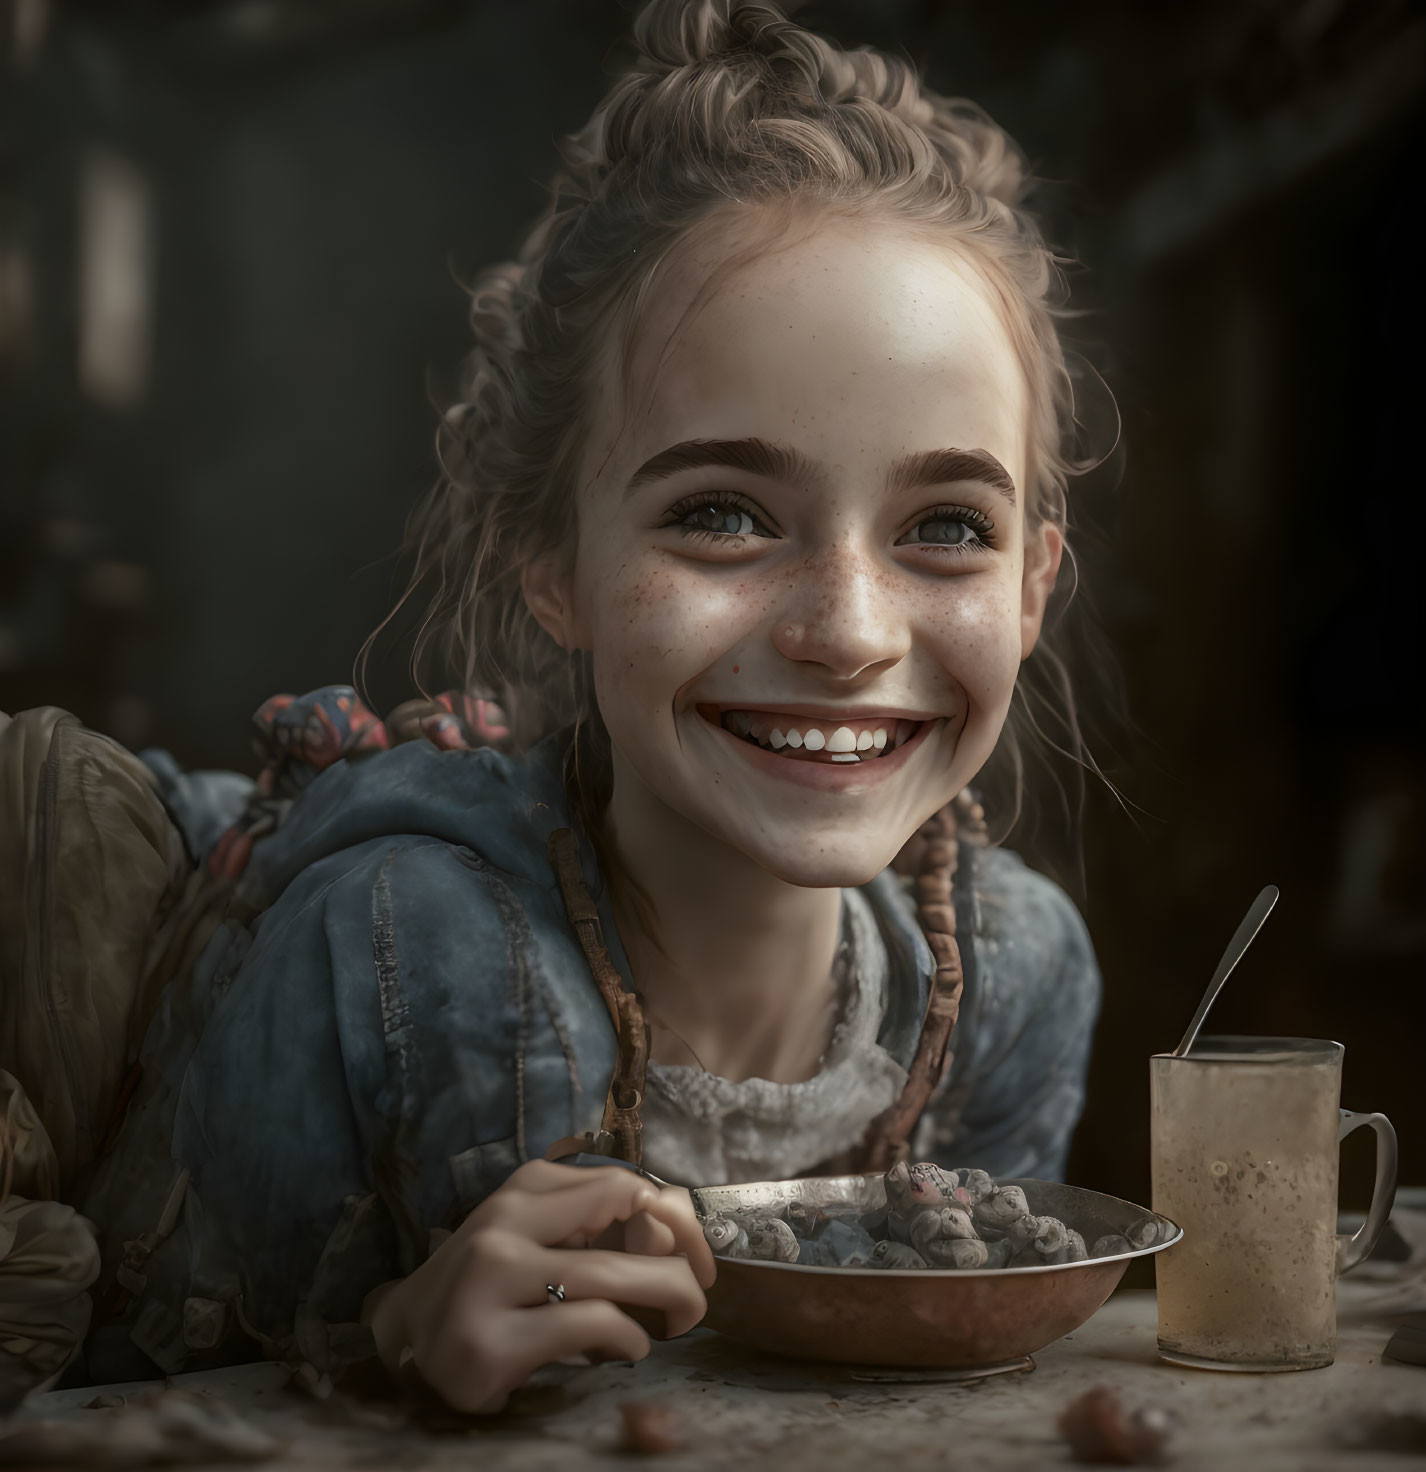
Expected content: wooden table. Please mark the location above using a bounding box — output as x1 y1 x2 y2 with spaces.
17 1277 1426 1469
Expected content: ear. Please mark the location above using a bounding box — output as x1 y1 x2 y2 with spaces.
1020 521 1064 661
521 550 591 652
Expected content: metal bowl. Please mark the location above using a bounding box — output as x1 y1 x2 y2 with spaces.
692 1174 1182 1370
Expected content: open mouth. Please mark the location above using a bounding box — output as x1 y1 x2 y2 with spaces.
695 705 931 765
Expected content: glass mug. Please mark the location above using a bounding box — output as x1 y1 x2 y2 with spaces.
1150 1036 1397 1371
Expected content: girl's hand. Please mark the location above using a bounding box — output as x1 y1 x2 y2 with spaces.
364 1159 716 1415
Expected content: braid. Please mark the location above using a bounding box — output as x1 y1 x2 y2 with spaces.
813 799 966 1175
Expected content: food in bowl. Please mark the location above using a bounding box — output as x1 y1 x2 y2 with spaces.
700 1160 1170 1271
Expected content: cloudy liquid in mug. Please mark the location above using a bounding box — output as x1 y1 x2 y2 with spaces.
1151 1041 1342 1370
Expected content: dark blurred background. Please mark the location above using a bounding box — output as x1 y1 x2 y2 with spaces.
2 0 1423 1213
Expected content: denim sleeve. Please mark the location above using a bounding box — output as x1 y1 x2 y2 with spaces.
170 836 523 1343
912 846 1101 1181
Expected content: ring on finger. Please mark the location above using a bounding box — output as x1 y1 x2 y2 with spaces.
545 1282 567 1303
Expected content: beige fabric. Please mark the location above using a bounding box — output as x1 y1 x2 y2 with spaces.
0 705 195 1394
0 1071 100 1389
0 1070 58 1202
0 707 267 1395
0 707 189 1196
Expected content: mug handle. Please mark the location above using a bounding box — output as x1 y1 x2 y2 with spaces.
1336 1107 1399 1275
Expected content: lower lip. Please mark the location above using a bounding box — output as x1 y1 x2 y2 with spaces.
700 714 941 792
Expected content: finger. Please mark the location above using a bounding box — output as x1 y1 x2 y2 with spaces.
492 1169 661 1246
409 1301 649 1417
573 1183 715 1289
495 1164 714 1285
590 1210 678 1256
561 1183 711 1288
647 1186 717 1291
508 1300 651 1380
533 1249 707 1338
623 1210 677 1257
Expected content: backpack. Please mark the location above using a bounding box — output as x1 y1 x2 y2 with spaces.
0 688 502 1398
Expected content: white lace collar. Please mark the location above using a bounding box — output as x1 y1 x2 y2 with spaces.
639 886 908 1187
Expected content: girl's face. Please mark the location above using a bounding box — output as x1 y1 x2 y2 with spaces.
529 213 1062 887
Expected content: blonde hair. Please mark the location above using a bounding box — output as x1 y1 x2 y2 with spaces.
363 0 1121 863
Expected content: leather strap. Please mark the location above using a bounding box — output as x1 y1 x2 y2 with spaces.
547 828 649 1164
815 801 966 1174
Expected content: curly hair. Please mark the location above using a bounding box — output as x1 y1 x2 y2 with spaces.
362 0 1120 865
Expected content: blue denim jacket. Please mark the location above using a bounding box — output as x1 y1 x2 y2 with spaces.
79 727 1100 1379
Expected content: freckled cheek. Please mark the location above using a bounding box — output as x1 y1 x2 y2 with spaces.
593 569 771 711
919 583 1024 702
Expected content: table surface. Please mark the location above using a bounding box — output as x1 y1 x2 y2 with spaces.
15 1278 1426 1471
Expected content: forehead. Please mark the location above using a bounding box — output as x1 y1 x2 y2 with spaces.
588 210 1029 494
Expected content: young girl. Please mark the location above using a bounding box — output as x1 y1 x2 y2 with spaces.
14 0 1106 1415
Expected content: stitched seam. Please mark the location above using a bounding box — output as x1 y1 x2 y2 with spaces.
370 849 426 1273
372 856 417 1111
537 982 582 1136
455 851 545 1165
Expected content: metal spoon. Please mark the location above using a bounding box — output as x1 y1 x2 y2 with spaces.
1172 884 1279 1056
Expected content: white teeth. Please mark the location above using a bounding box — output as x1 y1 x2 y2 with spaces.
715 710 914 759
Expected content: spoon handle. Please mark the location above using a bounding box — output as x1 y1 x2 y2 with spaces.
556 1150 673 1190
554 1150 713 1214
1172 884 1280 1057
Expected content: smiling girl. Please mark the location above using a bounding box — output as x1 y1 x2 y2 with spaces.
48 0 1107 1414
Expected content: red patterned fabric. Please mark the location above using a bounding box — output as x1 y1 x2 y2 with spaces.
205 686 509 880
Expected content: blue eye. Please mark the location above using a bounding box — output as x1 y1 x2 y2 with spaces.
664 492 776 541
897 506 996 554
684 503 757 536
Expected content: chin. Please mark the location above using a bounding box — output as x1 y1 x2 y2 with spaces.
732 831 901 890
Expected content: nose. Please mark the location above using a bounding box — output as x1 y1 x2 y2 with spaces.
769 539 911 679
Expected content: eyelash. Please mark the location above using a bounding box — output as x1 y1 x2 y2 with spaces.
660 491 997 554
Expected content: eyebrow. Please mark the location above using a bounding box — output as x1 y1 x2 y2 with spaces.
624 437 1017 506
